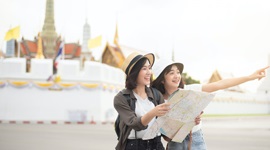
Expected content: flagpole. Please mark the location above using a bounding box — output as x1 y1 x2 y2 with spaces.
0 41 3 60
62 39 65 60
100 46 103 63
17 39 20 58
0 40 3 59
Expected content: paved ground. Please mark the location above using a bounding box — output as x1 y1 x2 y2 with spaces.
202 116 270 150
0 116 269 150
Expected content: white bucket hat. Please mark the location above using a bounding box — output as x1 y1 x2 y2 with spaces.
152 59 184 79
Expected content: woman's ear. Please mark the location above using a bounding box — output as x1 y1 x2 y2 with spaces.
161 80 164 84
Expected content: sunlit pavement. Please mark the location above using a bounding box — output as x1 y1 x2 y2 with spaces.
0 116 269 150
202 116 270 150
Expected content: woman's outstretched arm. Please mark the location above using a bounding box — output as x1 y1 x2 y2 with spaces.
202 66 269 93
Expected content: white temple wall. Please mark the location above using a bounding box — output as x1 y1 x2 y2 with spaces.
0 84 119 122
0 59 123 122
0 58 26 78
57 60 80 80
0 58 269 123
204 91 270 114
31 59 53 80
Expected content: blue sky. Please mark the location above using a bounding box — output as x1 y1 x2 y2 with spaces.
0 0 270 92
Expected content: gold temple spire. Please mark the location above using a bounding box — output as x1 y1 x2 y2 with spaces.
114 23 119 46
36 32 45 59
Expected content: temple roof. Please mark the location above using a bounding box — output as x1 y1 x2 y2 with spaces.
20 40 38 57
62 43 81 59
20 38 81 59
101 42 151 69
208 70 222 83
101 42 125 68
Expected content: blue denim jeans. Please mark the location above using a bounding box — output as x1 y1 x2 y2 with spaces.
167 129 207 150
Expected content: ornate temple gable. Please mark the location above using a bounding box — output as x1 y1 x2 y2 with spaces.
102 42 124 68
101 22 147 69
102 47 116 67
101 22 127 69
63 43 81 59
208 70 222 83
101 43 148 69
20 39 38 58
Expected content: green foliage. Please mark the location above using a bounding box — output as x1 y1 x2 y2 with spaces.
182 72 200 85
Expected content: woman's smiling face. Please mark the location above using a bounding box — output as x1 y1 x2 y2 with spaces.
163 65 181 89
136 60 152 86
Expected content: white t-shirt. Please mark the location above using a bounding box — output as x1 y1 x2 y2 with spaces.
128 91 159 139
184 84 203 133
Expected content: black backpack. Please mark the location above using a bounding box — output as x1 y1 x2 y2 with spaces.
114 87 161 140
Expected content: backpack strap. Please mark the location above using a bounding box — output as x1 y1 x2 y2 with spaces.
150 87 161 105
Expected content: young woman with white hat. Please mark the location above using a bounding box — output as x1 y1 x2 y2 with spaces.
151 58 269 150
114 52 170 150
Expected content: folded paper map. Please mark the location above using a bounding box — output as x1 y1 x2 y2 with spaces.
143 89 215 142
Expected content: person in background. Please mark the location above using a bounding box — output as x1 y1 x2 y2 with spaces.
113 52 170 150
151 58 269 150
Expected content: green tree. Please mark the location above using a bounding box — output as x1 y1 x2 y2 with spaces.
182 72 200 85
